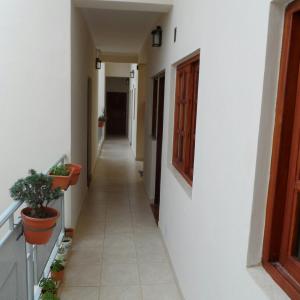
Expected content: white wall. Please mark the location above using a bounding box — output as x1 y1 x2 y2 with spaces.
129 64 139 157
106 62 131 77
0 1 71 219
142 0 290 299
70 5 99 227
98 64 106 148
98 63 106 116
136 64 146 161
106 77 129 93
75 0 173 13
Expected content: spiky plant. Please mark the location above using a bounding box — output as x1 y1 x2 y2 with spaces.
39 278 57 295
10 170 62 218
50 165 70 176
50 259 64 272
41 292 59 300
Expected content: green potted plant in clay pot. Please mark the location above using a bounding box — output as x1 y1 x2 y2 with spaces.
65 164 82 185
10 170 62 245
49 163 81 189
49 164 72 191
40 291 60 300
98 114 106 128
50 259 65 282
39 278 58 298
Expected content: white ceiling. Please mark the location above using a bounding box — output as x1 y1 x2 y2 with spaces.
81 8 162 55
75 0 173 13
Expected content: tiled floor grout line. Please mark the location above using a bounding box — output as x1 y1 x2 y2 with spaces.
127 178 144 300
98 182 109 300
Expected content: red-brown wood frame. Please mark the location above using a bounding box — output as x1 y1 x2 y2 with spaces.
172 54 199 186
263 1 300 299
151 78 158 138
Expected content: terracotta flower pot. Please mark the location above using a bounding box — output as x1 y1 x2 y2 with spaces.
50 166 73 191
21 207 59 245
61 237 72 252
64 228 75 238
98 120 105 128
66 164 82 185
51 270 64 282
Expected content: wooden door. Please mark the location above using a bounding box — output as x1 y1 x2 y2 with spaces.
172 55 199 185
106 92 127 136
279 65 300 282
151 73 165 223
263 2 300 297
87 78 92 186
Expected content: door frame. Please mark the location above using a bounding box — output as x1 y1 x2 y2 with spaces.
87 77 92 187
152 71 165 223
263 1 300 298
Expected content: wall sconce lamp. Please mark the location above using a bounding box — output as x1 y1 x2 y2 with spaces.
151 26 162 47
95 49 102 69
130 70 135 78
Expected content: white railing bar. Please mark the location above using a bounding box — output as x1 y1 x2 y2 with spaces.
8 215 14 231
27 244 34 300
0 154 67 229
0 201 22 228
33 246 38 285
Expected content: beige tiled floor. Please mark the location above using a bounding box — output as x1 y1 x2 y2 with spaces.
60 139 182 300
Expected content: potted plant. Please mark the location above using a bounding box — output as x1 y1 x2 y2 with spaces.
64 227 74 238
39 278 58 295
65 163 82 185
61 236 72 250
10 170 62 245
98 114 106 128
50 259 65 282
56 247 67 265
49 164 73 191
40 292 60 300
40 291 60 300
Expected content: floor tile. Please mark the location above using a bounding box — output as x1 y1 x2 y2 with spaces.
142 284 182 300
68 248 102 266
103 233 137 264
99 285 142 300
64 263 101 286
60 286 99 300
101 263 139 285
136 246 168 263
138 262 174 284
72 233 104 250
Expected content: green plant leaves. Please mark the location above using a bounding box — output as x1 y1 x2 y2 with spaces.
10 169 62 217
50 165 70 176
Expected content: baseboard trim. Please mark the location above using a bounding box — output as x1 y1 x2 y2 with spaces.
158 225 186 300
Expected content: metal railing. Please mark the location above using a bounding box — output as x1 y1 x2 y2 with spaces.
0 155 67 300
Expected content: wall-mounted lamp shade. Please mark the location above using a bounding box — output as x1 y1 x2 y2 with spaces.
151 26 162 47
130 70 135 78
95 58 102 70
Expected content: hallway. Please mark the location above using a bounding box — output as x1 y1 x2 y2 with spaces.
60 139 182 300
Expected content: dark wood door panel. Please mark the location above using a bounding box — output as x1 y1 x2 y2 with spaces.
106 92 127 136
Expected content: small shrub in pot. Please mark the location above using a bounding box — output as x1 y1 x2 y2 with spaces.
49 164 72 190
39 278 57 295
40 291 60 300
50 259 65 282
10 170 62 245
